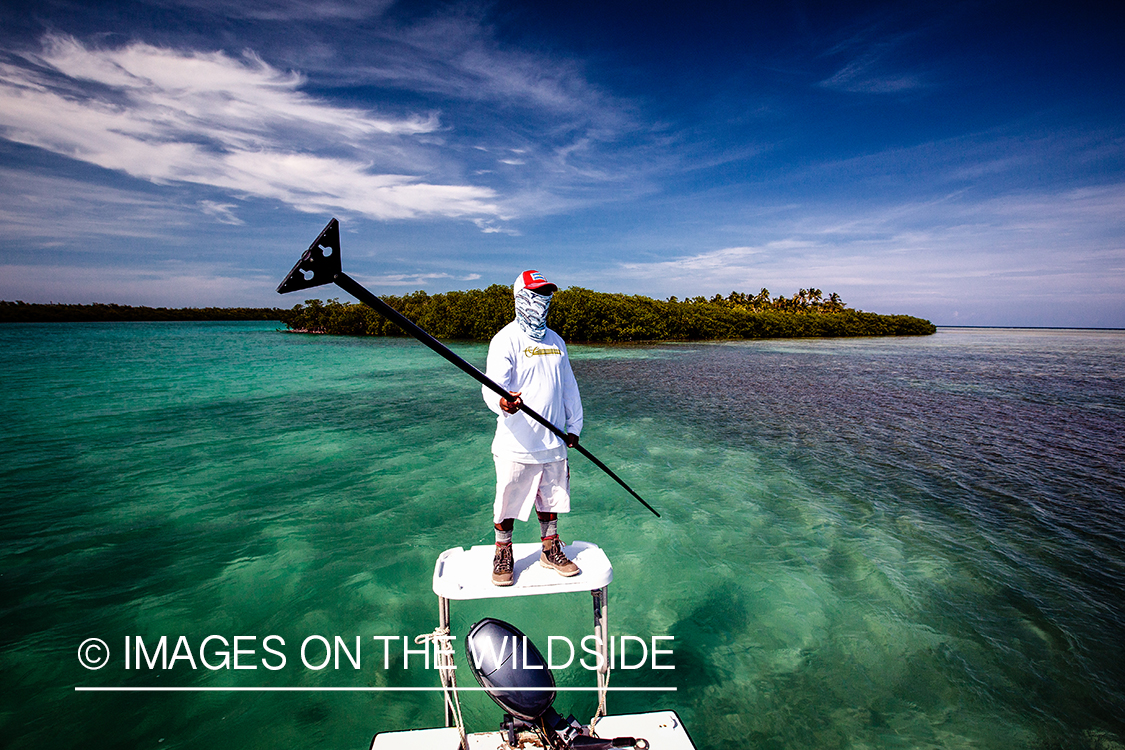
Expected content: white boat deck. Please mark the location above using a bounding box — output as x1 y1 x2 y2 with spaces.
370 710 696 749
432 541 613 600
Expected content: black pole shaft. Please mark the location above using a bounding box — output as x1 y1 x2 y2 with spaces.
333 272 660 518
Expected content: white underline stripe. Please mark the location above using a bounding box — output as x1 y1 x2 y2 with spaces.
75 686 675 692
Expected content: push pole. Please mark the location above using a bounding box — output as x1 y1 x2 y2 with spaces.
277 218 660 518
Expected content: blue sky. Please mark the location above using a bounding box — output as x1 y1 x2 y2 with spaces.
0 0 1122 326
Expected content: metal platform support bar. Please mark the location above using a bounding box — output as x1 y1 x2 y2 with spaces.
591 586 610 727
439 595 452 727
592 587 609 683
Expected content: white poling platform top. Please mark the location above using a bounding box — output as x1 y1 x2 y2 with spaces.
432 541 613 600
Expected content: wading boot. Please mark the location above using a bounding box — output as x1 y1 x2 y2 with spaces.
492 542 514 586
540 535 579 577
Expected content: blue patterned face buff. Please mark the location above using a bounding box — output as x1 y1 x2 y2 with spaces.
515 287 551 341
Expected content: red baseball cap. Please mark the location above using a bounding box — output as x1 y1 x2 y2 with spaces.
514 270 558 294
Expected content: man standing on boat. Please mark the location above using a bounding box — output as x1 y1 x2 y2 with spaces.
483 270 583 586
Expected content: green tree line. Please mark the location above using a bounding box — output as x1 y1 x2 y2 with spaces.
0 301 284 323
279 286 936 342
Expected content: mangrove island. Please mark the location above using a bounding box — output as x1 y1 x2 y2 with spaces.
279 286 936 342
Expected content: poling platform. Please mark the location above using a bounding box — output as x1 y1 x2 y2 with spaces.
433 541 613 600
367 541 694 750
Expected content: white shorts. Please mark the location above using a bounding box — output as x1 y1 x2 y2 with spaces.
493 458 571 523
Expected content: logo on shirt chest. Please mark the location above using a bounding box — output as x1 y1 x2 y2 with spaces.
523 345 562 358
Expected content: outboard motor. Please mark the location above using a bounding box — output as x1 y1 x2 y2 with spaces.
466 618 648 749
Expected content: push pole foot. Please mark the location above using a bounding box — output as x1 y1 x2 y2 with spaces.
277 218 341 294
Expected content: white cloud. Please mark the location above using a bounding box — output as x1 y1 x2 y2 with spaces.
0 35 501 222
199 201 244 225
472 218 520 235
354 271 484 287
359 12 623 121
306 9 647 205
604 184 1125 325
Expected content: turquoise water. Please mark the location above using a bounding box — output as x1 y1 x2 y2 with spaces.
2 323 1123 750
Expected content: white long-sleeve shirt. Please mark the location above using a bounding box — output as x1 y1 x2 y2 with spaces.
482 321 583 463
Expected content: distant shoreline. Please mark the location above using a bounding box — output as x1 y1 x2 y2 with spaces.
6 302 1115 333
936 325 1125 332
0 301 283 323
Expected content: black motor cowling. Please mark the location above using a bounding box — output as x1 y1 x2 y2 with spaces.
465 618 648 750
465 617 555 721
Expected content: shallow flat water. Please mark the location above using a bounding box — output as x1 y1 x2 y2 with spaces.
1 323 1122 750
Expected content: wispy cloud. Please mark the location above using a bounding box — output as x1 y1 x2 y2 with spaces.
473 218 520 235
817 22 931 95
199 200 244 225
0 167 195 242
0 35 501 222
819 53 926 94
157 0 395 21
292 8 654 208
356 271 483 287
342 11 627 122
606 183 1125 325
